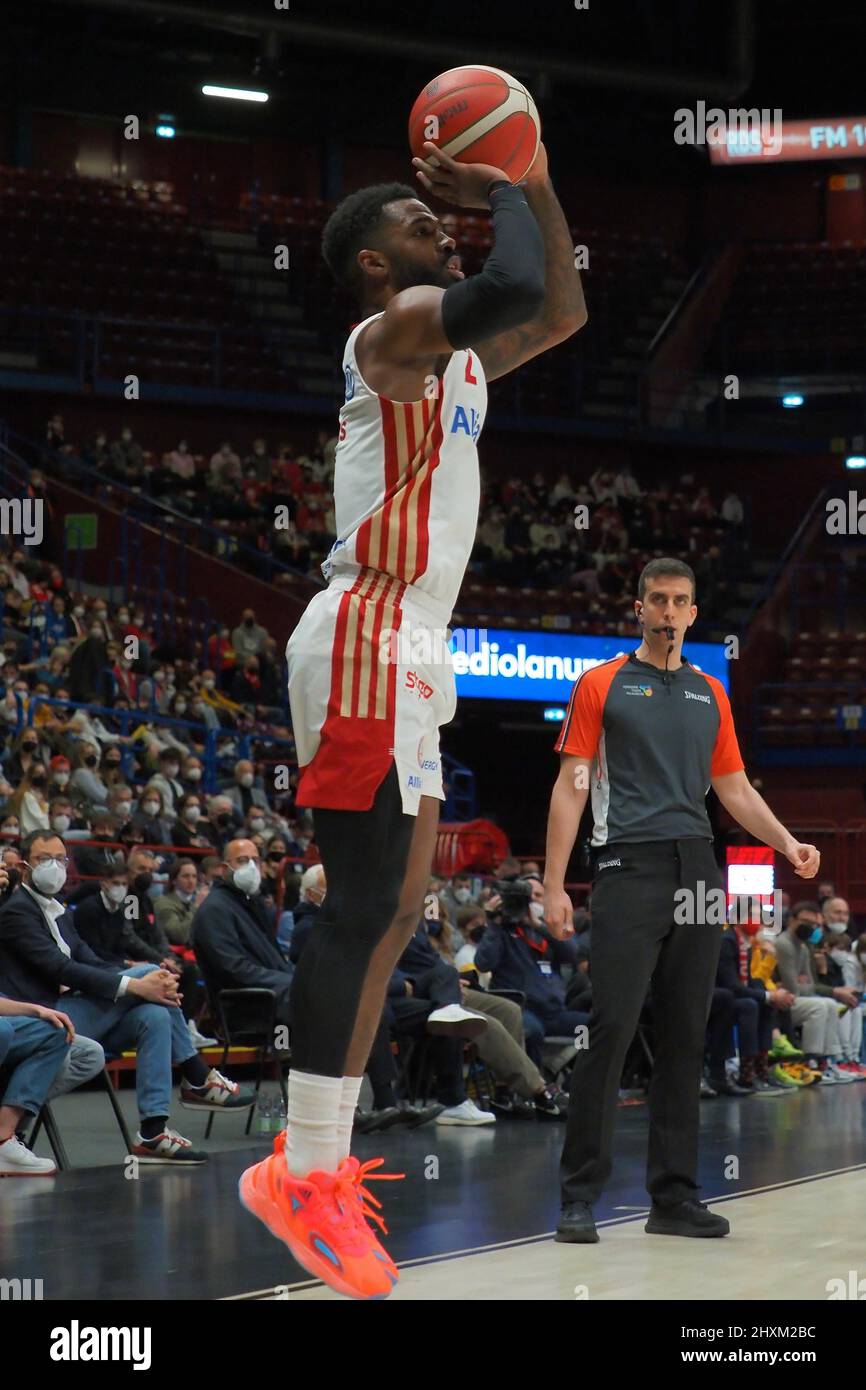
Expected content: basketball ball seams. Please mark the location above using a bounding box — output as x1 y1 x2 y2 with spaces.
408 64 541 182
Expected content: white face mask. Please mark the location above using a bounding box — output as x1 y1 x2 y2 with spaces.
183 806 200 823
54 772 70 788
106 884 127 905
165 764 180 779
176 888 196 904
232 860 261 896
238 772 254 788
31 859 67 896
453 886 472 904
186 768 202 781
826 921 848 934
203 678 215 690
529 900 545 924
51 815 71 833
250 816 265 833
142 800 160 817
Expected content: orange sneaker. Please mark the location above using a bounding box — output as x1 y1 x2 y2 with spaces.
239 1133 403 1300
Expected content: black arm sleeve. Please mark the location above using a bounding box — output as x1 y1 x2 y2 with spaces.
440 182 546 349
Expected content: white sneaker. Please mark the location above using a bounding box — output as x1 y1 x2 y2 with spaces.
0 1134 57 1177
826 1062 857 1083
435 1099 496 1126
426 1005 488 1039
187 1019 218 1049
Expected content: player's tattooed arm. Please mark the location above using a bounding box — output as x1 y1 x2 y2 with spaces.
476 150 587 382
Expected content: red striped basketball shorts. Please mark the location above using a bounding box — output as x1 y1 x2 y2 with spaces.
287 568 456 815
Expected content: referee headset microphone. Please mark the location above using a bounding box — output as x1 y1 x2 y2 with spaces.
635 604 677 690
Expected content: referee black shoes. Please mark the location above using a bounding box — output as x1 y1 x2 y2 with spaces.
645 1199 730 1238
555 1202 599 1243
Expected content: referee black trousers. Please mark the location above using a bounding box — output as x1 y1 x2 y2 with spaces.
560 838 724 1207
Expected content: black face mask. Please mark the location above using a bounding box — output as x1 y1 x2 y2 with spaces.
84 755 98 768
133 872 152 894
795 922 815 942
427 921 443 938
469 924 486 943
5 867 20 892
22 742 37 753
30 774 46 788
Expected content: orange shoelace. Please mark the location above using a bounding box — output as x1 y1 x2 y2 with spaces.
337 1157 405 1236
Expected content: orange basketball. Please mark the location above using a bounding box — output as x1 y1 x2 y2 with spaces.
408 65 541 183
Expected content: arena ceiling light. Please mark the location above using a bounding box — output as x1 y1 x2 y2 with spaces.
781 393 804 408
845 455 866 470
201 84 269 103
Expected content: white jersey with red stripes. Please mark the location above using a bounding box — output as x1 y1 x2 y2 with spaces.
286 314 487 816
322 311 487 619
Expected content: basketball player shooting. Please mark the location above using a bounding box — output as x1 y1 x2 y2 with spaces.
239 124 587 1297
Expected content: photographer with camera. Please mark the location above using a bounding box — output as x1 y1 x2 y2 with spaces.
474 876 589 1067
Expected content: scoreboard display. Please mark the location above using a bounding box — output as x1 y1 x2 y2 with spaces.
708 115 866 164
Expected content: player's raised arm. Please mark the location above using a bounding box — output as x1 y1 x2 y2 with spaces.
474 143 587 381
361 142 545 365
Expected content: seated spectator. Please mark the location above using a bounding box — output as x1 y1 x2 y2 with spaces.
70 740 110 812
165 439 195 481
474 878 590 1066
5 727 44 784
0 831 253 1162
225 758 270 818
203 795 239 855
47 754 72 798
714 897 795 1094
155 859 207 947
191 838 294 1028
7 763 51 837
131 783 171 846
819 897 864 1072
0 989 72 1175
775 901 860 1083
416 894 568 1118
74 810 122 884
171 793 210 852
72 864 137 968
231 609 270 663
148 747 185 821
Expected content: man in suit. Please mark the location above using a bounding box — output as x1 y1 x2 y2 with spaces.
190 837 293 1031
223 760 271 821
0 830 253 1165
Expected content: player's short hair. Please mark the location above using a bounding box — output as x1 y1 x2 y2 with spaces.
637 557 696 603
322 182 417 291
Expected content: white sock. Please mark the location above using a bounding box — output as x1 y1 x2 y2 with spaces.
336 1076 363 1164
285 1071 344 1178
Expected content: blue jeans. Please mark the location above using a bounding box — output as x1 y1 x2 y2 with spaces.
0 1016 71 1118
58 965 197 1123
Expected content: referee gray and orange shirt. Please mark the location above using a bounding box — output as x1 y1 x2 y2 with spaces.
555 653 744 846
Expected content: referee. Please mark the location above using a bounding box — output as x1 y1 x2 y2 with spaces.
543 558 819 1242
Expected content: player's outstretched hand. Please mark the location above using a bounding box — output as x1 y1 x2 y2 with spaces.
412 140 511 209
786 841 820 878
544 886 575 940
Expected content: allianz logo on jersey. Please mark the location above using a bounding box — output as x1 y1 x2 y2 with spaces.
684 689 711 705
450 405 482 441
